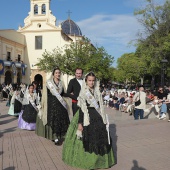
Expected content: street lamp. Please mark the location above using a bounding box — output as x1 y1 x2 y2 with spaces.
161 58 168 87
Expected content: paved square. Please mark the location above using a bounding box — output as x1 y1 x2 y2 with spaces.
1 102 170 170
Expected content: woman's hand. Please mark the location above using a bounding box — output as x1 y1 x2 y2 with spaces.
78 123 83 131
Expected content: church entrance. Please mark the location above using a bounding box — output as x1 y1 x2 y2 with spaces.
5 70 12 85
34 74 43 89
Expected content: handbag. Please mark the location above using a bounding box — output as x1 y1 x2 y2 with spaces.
135 92 141 106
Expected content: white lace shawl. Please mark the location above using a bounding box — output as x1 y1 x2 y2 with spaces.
46 78 63 95
22 91 37 105
77 79 106 126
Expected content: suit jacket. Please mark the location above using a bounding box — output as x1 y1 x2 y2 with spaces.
67 78 81 101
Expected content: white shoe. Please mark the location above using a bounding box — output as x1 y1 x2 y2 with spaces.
159 113 166 120
156 115 160 119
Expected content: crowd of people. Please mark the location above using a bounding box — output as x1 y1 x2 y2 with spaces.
1 68 114 170
101 84 170 121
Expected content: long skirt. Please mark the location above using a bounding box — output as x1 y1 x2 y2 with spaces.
35 116 57 140
14 99 22 114
35 89 70 140
2 91 8 99
62 110 115 169
8 104 20 116
18 110 36 130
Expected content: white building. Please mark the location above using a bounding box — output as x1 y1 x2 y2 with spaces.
0 0 83 87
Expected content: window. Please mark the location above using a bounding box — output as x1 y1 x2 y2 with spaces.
34 5 38 15
7 52 11 61
18 55 21 62
42 4 46 14
35 36 42 49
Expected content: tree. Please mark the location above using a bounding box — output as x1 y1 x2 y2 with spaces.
36 37 114 80
134 0 170 87
115 53 146 84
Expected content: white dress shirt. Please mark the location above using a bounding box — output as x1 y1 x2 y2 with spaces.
77 79 83 87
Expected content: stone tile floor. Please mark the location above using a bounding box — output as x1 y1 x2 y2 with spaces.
0 101 170 170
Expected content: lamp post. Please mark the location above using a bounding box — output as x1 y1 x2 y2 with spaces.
161 58 168 87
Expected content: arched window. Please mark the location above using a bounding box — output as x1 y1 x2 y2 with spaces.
42 4 46 14
5 70 12 85
34 74 43 89
34 4 38 15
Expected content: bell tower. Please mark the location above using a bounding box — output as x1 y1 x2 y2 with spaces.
30 0 50 16
19 0 57 30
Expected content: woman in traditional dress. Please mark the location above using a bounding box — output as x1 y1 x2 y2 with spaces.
2 87 8 100
8 87 23 116
18 84 38 130
35 68 70 145
62 72 114 169
8 87 14 106
13 87 23 115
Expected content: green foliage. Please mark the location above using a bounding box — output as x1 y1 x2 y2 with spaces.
132 0 170 83
36 37 114 80
115 53 147 83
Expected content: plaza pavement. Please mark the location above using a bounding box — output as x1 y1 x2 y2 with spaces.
0 101 170 170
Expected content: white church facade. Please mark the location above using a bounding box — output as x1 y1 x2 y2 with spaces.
0 0 83 87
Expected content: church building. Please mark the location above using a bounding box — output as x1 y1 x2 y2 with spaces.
0 0 83 87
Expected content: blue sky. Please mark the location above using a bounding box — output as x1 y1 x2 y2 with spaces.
0 0 165 66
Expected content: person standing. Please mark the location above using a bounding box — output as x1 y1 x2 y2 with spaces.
32 81 42 102
35 68 70 145
18 84 38 130
8 87 22 116
133 86 146 120
67 68 83 116
62 72 114 169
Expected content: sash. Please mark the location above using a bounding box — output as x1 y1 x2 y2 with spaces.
47 80 67 110
29 94 38 112
15 93 22 103
85 89 101 114
3 88 6 92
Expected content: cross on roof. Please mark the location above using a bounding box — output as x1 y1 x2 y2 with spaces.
67 10 72 19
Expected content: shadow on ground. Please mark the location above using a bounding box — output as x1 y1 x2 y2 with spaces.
110 124 118 165
3 167 16 170
131 160 147 170
0 117 18 125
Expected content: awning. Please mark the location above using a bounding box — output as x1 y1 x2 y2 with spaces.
3 60 27 68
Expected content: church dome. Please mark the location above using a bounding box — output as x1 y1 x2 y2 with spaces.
61 19 82 36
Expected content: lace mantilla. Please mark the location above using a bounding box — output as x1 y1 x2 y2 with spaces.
77 80 106 126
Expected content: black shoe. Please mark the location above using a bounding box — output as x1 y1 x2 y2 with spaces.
55 141 61 146
55 138 65 146
55 140 63 146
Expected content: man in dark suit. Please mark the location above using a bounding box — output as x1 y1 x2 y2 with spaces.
67 68 83 116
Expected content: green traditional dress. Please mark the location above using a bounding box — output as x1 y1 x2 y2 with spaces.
62 86 115 170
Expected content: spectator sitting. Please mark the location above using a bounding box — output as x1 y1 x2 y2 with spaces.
119 92 126 111
112 96 119 110
126 96 134 115
114 92 125 110
154 87 168 120
103 92 112 106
